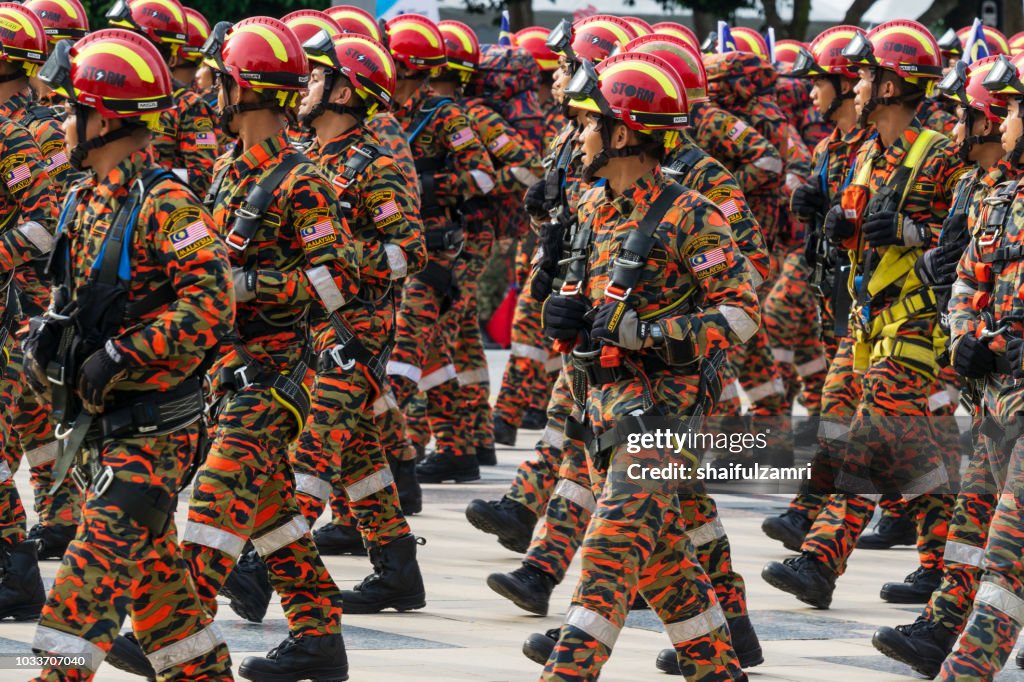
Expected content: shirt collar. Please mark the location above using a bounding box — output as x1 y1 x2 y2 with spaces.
93 149 153 202
602 168 661 218
318 125 362 158
235 132 289 172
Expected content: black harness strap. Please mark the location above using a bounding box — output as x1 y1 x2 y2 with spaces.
224 152 307 252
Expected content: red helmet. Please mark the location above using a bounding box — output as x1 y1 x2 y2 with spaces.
438 20 479 73
303 31 395 115
567 51 689 131
651 22 698 53
729 26 770 60
106 0 187 49
956 24 1010 60
42 27 172 122
939 55 1008 122
844 19 943 83
385 14 446 71
622 17 652 37
180 7 210 63
623 34 708 104
773 39 805 75
0 3 48 70
213 16 308 94
791 25 866 81
1010 31 1024 57
23 0 88 43
324 5 381 42
513 26 558 71
282 10 343 48
571 15 637 63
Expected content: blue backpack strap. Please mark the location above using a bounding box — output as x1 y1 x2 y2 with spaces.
406 97 454 145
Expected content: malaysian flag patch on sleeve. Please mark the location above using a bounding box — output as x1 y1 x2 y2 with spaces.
449 127 475 150
300 216 336 250
5 163 30 190
727 121 748 141
170 220 214 257
196 131 217 148
689 247 728 280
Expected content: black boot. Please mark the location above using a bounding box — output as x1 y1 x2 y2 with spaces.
872 618 955 678
312 523 367 556
655 614 763 673
761 509 811 552
475 445 497 466
239 633 348 682
522 628 559 665
340 534 426 614
388 455 422 515
857 512 916 549
792 417 820 447
0 540 45 620
415 449 480 483
106 633 156 681
880 566 943 604
26 524 75 561
493 416 517 447
521 408 548 430
221 549 273 623
486 563 556 616
465 496 537 553
761 552 837 609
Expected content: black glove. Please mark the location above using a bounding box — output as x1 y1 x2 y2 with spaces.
790 183 825 220
1005 338 1024 378
21 316 60 399
530 266 554 302
862 210 928 248
915 240 967 288
523 180 549 220
823 204 855 244
802 228 820 268
590 301 649 350
940 211 968 244
77 343 129 414
542 295 590 341
952 335 995 379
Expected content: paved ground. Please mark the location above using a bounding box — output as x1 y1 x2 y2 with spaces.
3 350 1023 681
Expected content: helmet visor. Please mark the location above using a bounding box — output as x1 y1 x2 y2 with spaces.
565 58 611 115
302 29 340 70
547 19 575 62
790 46 823 78
937 27 962 55
983 54 1024 95
38 38 73 101
841 32 876 67
105 0 133 26
937 58 968 104
700 31 716 54
201 21 231 71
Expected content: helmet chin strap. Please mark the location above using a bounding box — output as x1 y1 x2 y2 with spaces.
1008 99 1024 166
580 119 646 183
857 73 921 127
960 108 1001 162
302 72 368 129
70 104 140 171
824 76 853 121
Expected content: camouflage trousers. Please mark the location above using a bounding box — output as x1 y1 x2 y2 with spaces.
541 371 742 682
31 425 231 681
182 373 342 638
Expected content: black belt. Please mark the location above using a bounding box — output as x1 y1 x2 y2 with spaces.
424 225 464 251
71 461 176 537
92 378 206 441
570 349 673 387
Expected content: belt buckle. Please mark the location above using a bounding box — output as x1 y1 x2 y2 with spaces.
978 229 1000 247
47 363 65 387
92 465 115 496
603 284 631 302
560 282 581 296
70 465 89 493
329 346 356 371
232 366 253 390
225 229 251 252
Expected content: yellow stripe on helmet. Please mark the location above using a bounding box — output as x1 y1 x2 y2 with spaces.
338 11 377 36
187 15 209 40
601 60 678 98
287 17 337 37
76 42 157 83
235 24 288 62
587 20 632 47
0 9 37 38
395 21 440 48
443 26 473 54
50 0 81 20
148 0 184 25
872 25 939 60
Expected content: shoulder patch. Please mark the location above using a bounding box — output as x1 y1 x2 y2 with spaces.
165 206 213 257
683 233 722 259
194 116 213 131
367 189 401 227
0 152 30 193
296 207 336 250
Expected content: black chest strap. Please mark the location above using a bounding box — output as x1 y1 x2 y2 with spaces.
224 151 307 252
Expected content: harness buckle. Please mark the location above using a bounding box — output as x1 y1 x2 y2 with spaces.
604 284 631 302
92 465 115 497
981 324 1009 339
328 345 357 371
225 230 251 252
560 282 581 296
70 465 89 493
233 365 253 390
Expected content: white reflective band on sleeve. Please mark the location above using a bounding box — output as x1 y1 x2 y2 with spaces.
457 368 490 386
565 605 620 649
17 221 54 254
511 343 550 364
372 390 399 416
306 266 346 314
749 267 764 289
797 356 827 378
384 244 408 280
753 157 784 174
346 467 395 502
951 281 977 299
387 361 422 384
664 604 727 644
148 623 224 674
687 519 726 547
232 268 255 302
253 516 310 557
470 170 495 195
419 364 457 391
785 172 803 192
295 473 331 503
928 389 953 412
25 441 58 467
834 471 878 496
744 377 785 403
34 625 105 667
944 540 985 568
858 492 882 503
545 356 563 373
975 581 1024 625
818 419 851 443
719 305 758 343
540 424 565 449
554 479 596 512
181 522 246 558
511 166 541 187
772 348 795 363
0 460 13 484
720 380 740 401
172 168 189 183
902 467 949 499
